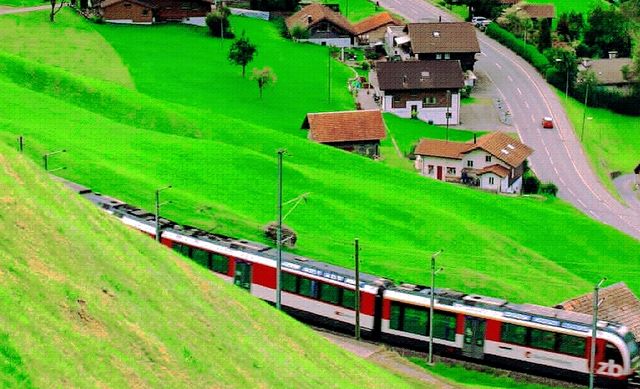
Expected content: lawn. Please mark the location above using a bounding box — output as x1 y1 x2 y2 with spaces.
1 10 639 309
0 0 44 7
558 90 640 197
320 0 382 22
0 143 417 388
525 0 608 17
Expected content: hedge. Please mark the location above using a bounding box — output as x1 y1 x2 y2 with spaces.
485 23 550 74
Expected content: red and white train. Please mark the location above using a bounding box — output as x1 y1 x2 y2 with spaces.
72 183 639 386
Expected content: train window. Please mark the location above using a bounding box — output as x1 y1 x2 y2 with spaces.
402 305 428 336
390 303 402 331
432 311 457 341
319 283 340 305
530 328 556 351
501 323 527 345
299 278 317 298
282 272 298 293
191 248 209 268
341 289 356 310
557 334 585 357
211 254 228 274
605 343 623 365
172 243 190 257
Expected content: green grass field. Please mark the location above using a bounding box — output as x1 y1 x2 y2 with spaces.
0 0 45 7
0 143 417 387
557 90 640 197
1 10 639 311
525 0 608 17
320 0 381 22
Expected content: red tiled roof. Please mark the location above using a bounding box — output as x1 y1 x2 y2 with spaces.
353 12 399 35
559 282 640 341
407 22 480 54
519 4 555 19
302 110 386 143
286 3 356 35
414 139 471 159
477 164 510 178
465 132 533 168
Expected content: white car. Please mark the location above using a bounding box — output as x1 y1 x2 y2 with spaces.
471 17 491 28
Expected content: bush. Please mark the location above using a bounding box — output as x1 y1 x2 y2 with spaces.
523 175 540 194
206 11 234 39
485 23 550 74
540 182 558 196
290 24 309 40
360 61 370 71
460 85 472 99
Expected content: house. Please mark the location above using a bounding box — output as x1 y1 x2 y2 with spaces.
558 282 640 342
414 131 533 193
406 22 481 71
98 0 212 24
579 57 635 89
384 25 411 60
301 110 386 158
285 3 356 47
354 12 400 46
376 60 464 125
517 3 555 23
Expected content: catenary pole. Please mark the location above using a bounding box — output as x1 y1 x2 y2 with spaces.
276 149 284 310
589 277 606 389
355 238 360 340
428 249 443 365
155 185 171 242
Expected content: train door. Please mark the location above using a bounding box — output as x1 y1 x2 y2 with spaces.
233 261 251 291
462 317 486 359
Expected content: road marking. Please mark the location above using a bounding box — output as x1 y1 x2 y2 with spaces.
578 199 587 208
558 176 565 185
495 62 502 69
590 210 599 219
517 87 523 95
507 75 513 82
530 114 535 123
524 101 529 109
480 52 487 57
567 187 576 197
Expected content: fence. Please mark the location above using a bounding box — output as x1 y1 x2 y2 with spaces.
229 7 270 20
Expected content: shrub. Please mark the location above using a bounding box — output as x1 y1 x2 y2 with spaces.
360 61 370 71
485 23 550 74
540 182 558 196
460 85 472 99
523 175 540 194
290 24 309 40
206 10 234 39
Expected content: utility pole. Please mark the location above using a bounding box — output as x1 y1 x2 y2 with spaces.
155 185 172 242
428 249 443 365
589 277 607 389
18 136 24 152
355 238 361 341
581 83 590 142
276 149 285 310
327 48 332 104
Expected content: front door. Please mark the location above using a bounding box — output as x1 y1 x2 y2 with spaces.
462 317 486 359
437 166 443 180
411 105 418 118
233 261 251 291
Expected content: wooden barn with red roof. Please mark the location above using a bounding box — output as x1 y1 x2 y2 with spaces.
301 110 386 158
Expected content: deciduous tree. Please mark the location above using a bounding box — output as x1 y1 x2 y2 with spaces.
584 6 632 58
228 32 257 78
49 0 64 22
251 67 277 98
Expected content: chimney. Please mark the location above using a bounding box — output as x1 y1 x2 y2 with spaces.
608 50 618 59
307 15 312 24
402 75 408 85
473 133 477 144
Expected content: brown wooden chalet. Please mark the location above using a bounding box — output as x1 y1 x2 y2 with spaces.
406 22 480 71
99 0 212 24
301 110 386 158
286 3 356 47
353 12 401 46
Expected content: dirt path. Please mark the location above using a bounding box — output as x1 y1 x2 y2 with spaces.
0 4 50 15
318 330 459 388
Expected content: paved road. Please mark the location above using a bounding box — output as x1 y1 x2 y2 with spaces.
379 0 640 240
0 4 49 14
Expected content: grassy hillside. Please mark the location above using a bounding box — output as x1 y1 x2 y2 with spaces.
524 0 608 16
1 11 639 309
0 142 418 388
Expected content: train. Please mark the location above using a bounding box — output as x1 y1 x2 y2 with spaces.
64 180 640 387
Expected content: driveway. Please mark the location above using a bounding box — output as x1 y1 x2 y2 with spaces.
377 0 640 240
0 4 49 15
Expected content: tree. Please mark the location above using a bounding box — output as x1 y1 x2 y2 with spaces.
251 67 277 98
290 24 309 40
228 32 257 78
543 47 578 94
537 18 552 52
205 7 233 38
566 11 584 41
584 6 632 58
49 0 64 22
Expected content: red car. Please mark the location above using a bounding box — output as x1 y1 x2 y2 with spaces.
542 116 554 128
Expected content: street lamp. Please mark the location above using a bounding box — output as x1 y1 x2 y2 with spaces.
555 58 569 102
589 277 607 389
428 249 444 365
155 185 172 242
43 149 66 171
580 82 590 142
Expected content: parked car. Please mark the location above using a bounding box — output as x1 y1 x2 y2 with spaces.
542 116 554 129
471 16 491 28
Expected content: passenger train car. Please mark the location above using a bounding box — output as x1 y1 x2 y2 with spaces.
68 181 640 386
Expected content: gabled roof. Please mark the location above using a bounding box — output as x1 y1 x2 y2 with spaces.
302 110 386 143
414 139 470 159
519 4 555 19
465 132 532 168
101 0 157 8
559 282 640 341
376 60 464 91
407 22 480 54
580 58 634 86
354 12 400 35
477 164 510 178
499 0 520 4
286 3 356 35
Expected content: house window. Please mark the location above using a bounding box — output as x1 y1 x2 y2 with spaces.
485 155 492 162
467 160 474 168
447 167 456 175
422 96 436 107
435 54 442 60
489 177 495 185
444 53 451 59
427 165 434 175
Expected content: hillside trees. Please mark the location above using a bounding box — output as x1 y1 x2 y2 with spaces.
556 11 584 42
584 7 632 58
229 32 257 78
250 0 299 11
537 19 552 52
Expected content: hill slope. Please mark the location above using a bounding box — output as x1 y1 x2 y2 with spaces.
0 143 415 388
